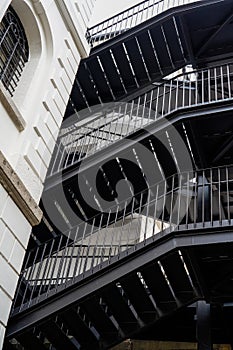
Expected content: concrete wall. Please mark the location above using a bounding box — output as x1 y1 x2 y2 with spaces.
0 0 95 347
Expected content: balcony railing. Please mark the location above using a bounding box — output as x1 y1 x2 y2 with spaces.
13 165 233 313
48 63 233 177
86 0 200 48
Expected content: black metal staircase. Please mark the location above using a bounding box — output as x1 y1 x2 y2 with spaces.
66 0 233 116
4 0 233 349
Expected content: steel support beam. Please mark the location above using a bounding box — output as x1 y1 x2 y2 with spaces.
196 301 212 350
7 229 233 338
196 11 233 58
212 134 233 164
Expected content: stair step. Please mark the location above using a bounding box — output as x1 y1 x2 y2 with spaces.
101 285 139 334
81 297 121 343
61 308 99 348
160 251 196 302
141 262 178 314
120 272 158 324
40 321 79 350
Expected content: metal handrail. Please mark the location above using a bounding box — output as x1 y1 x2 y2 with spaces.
86 0 200 48
13 164 233 313
48 62 233 176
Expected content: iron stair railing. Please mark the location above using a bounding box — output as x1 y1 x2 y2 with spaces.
49 62 233 176
86 0 200 48
12 164 233 314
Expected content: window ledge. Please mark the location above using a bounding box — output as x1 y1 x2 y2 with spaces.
0 82 26 132
0 151 43 226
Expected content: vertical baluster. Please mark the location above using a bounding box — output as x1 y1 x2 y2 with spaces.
141 1 147 23
59 234 73 285
28 244 47 307
57 136 69 172
85 218 96 271
37 239 56 300
22 249 41 306
71 127 83 163
93 117 102 153
227 64 231 99
182 73 185 107
188 74 192 106
95 214 104 267
162 0 165 12
175 78 179 110
85 129 93 157
161 84 166 117
185 171 190 229
125 196 137 250
107 205 118 259
155 85 160 120
88 124 98 156
208 68 211 103
77 222 89 275
72 225 89 281
100 210 112 265
63 132 75 169
176 174 182 228
82 219 95 274
54 232 71 292
50 140 62 175
169 175 175 228
148 89 153 122
218 168 222 224
96 114 106 151
134 4 140 27
226 167 230 223
115 104 123 138
134 95 141 127
193 171 197 226
129 5 136 28
210 168 213 226
161 180 167 231
202 171 205 225
220 65 224 100
151 184 159 236
13 250 32 311
153 0 158 17
214 67 217 101
119 103 129 137
144 189 152 241
119 202 128 253
78 130 89 161
111 105 120 142
141 92 147 127
146 0 150 21
195 72 198 105
135 192 144 244
124 101 133 137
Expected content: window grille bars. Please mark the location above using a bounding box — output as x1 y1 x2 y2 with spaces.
0 6 29 95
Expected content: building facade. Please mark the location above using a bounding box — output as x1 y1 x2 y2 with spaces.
0 0 95 348
2 0 233 349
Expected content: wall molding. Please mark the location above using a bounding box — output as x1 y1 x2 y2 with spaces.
0 151 43 226
0 82 26 132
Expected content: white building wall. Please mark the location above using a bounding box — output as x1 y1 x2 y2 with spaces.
0 0 95 347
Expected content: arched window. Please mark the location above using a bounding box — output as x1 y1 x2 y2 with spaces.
0 6 29 96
